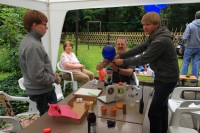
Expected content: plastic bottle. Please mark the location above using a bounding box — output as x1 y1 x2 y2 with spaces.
98 68 106 81
87 102 96 133
123 103 126 114
139 87 144 114
128 86 137 108
118 82 124 94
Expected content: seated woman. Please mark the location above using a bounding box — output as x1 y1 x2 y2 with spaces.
59 41 94 84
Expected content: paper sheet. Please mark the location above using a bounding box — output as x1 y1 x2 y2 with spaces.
74 88 102 97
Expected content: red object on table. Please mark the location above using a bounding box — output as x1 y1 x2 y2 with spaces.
43 128 51 133
99 68 106 81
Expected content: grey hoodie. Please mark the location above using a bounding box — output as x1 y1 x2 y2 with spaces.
120 26 179 83
183 19 200 48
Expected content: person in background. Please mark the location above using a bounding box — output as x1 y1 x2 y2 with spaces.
114 12 179 133
59 40 94 84
19 10 61 116
181 11 200 83
96 37 135 84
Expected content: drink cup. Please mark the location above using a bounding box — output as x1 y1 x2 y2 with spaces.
129 93 136 108
110 106 117 116
101 105 107 115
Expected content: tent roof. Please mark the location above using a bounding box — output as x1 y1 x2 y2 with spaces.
1 0 200 71
2 0 200 11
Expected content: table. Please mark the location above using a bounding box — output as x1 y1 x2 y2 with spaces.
20 115 142 133
179 75 198 86
20 81 151 133
92 83 150 124
136 73 151 77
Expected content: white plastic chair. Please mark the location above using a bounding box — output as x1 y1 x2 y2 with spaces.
0 116 22 133
18 77 64 101
167 106 200 133
0 91 39 133
57 62 78 92
168 87 200 129
18 78 25 91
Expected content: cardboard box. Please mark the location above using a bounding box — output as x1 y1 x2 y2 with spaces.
54 95 96 124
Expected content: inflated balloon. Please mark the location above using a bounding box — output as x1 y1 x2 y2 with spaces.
144 5 161 14
102 45 116 61
144 4 168 14
157 4 168 9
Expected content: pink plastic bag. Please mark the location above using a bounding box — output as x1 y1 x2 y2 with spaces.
48 104 80 119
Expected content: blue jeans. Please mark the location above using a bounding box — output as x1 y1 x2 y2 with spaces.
181 47 200 79
29 89 58 116
148 80 176 133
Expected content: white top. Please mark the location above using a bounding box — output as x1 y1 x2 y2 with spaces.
59 52 79 70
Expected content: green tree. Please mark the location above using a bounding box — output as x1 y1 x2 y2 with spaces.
63 6 143 32
0 5 27 74
162 4 200 31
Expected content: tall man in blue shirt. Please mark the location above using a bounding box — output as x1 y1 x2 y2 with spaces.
181 11 200 83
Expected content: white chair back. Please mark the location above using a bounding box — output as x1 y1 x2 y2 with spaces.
57 62 78 92
18 77 64 101
18 78 25 90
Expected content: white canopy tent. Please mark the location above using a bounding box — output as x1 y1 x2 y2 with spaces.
0 0 199 70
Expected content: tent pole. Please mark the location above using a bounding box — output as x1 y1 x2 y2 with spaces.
75 10 79 56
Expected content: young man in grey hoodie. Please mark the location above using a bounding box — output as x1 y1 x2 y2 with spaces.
181 11 200 83
19 10 61 116
114 12 179 133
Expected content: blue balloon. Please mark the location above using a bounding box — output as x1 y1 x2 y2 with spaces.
144 5 161 14
157 4 168 9
144 4 168 14
102 45 116 61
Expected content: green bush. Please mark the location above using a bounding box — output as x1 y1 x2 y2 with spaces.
64 34 80 44
0 6 26 73
0 48 11 72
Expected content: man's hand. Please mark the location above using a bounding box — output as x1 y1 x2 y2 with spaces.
114 54 120 59
55 72 61 84
96 59 108 70
109 62 118 72
114 59 124 65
